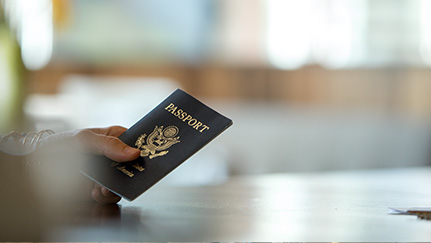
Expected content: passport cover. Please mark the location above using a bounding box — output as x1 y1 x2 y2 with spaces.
81 89 233 201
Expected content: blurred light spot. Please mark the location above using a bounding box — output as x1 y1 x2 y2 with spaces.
420 0 431 66
266 0 312 70
316 0 355 69
265 0 366 69
4 0 53 70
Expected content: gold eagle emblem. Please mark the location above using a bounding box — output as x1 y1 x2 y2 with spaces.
135 125 180 159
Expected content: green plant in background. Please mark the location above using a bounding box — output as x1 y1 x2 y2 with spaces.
0 2 26 134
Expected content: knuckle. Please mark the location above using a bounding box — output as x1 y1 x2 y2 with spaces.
106 125 127 136
73 129 92 140
103 136 122 149
109 125 123 130
112 125 126 132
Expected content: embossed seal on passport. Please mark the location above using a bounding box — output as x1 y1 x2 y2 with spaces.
135 125 180 159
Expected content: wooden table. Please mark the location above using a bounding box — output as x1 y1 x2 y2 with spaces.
46 167 431 241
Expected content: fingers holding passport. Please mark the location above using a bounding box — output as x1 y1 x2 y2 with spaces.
76 126 140 204
73 126 140 162
34 126 139 204
74 126 140 203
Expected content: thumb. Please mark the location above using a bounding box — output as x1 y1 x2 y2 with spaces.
74 130 140 162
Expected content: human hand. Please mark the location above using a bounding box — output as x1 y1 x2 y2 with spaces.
70 126 140 204
34 126 140 204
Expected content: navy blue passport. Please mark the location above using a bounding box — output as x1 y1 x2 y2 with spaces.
81 89 233 201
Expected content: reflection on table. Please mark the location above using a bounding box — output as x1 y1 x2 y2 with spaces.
46 167 431 241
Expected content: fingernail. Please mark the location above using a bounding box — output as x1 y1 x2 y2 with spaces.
101 187 111 196
124 147 139 154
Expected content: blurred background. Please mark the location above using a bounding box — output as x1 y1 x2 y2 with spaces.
1 0 431 184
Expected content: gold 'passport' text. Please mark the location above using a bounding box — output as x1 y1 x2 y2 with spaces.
165 103 210 133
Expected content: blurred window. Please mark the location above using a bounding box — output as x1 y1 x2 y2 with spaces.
264 0 431 69
53 0 214 65
5 0 431 69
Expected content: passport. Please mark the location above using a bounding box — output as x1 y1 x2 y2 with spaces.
81 89 233 201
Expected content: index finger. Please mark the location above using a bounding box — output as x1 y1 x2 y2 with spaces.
86 126 127 137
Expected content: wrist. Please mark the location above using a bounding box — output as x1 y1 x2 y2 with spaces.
0 129 55 156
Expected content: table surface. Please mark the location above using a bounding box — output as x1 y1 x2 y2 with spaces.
47 167 431 241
